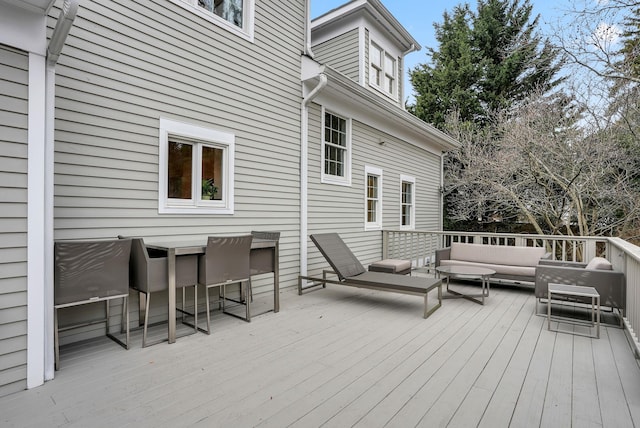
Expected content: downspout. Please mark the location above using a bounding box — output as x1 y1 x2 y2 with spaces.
43 0 78 381
440 152 445 230
400 43 415 104
402 43 417 57
300 74 327 277
304 0 314 58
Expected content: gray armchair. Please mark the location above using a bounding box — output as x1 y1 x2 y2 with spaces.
128 238 198 347
535 259 626 323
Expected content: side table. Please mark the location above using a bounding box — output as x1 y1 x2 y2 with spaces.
547 283 600 339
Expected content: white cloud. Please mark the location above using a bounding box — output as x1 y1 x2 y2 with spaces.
593 22 621 45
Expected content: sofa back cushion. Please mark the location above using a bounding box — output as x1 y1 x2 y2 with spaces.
450 243 546 267
585 256 613 270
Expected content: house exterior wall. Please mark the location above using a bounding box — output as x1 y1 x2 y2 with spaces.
312 28 360 82
305 102 442 277
0 44 29 397
52 0 305 343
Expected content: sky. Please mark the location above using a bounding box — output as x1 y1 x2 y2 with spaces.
310 0 573 101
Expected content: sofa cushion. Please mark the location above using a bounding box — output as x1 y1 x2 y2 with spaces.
449 243 546 267
585 257 613 270
440 259 536 277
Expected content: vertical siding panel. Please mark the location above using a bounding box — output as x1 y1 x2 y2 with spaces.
0 44 29 397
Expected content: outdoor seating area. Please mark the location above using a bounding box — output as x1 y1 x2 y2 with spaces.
2 282 639 427
53 234 280 367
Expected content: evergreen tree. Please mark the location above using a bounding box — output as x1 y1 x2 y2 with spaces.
409 0 564 129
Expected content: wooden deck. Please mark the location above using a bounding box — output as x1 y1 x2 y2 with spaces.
2 279 640 427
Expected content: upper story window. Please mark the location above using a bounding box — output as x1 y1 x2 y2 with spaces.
172 0 255 41
321 109 352 186
159 118 235 214
400 175 415 229
365 166 383 230
370 41 396 97
197 0 243 27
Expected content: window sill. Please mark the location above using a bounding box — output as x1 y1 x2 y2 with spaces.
159 206 234 215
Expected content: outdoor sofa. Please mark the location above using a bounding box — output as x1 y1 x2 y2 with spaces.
298 233 442 318
435 242 550 287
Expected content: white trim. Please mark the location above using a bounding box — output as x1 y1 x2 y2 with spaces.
158 118 235 215
400 174 416 230
27 52 47 388
0 4 47 54
320 107 352 187
167 0 255 43
358 25 366 86
364 165 383 230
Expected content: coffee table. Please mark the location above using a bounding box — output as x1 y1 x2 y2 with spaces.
435 265 496 305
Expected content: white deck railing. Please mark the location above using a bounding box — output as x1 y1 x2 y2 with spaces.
382 229 640 357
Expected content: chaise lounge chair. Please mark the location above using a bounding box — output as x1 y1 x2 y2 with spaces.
298 233 442 318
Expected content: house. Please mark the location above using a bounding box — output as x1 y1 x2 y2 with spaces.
0 0 458 396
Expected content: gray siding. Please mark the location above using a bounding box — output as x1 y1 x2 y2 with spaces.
0 44 28 397
53 0 305 343
306 103 441 276
312 28 360 82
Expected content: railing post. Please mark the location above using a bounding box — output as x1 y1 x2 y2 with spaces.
382 230 389 259
584 240 597 262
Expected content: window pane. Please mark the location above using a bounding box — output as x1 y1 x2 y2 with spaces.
198 0 243 28
385 54 395 76
168 141 193 199
201 146 224 201
401 181 413 226
371 44 382 66
402 205 411 225
367 175 378 198
367 200 377 222
324 112 348 178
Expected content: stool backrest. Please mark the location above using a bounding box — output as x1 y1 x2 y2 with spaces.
54 239 131 305
201 235 253 284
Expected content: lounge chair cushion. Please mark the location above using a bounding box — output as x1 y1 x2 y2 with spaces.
369 259 411 274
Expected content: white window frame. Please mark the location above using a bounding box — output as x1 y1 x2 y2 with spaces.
364 166 383 230
369 40 397 97
321 108 352 186
168 0 255 42
400 174 416 229
159 118 235 214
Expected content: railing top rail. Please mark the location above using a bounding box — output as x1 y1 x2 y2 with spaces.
383 229 608 243
609 237 640 264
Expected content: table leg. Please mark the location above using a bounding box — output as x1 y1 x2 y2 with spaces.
168 248 176 344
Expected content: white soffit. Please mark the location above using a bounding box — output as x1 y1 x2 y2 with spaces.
0 0 55 14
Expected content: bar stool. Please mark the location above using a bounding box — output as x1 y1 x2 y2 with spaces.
198 235 253 333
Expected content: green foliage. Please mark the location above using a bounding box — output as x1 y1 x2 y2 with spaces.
409 0 565 130
619 6 640 79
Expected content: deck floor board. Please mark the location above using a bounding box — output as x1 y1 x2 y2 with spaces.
0 279 638 428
